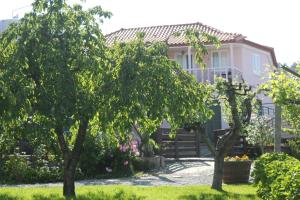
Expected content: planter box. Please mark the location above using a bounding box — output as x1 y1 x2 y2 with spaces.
223 160 251 184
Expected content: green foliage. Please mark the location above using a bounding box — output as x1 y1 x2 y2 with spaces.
261 68 300 134
78 132 140 177
0 0 111 149
3 154 35 183
102 34 214 155
184 29 220 68
2 148 63 183
252 153 300 200
215 78 254 128
245 115 274 153
287 138 300 160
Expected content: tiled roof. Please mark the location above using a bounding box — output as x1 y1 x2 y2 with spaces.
105 22 246 46
105 22 277 65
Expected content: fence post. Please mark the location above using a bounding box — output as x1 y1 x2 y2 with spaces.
274 105 282 152
195 130 201 157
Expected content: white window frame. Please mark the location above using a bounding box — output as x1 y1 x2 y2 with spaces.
174 52 194 70
252 53 261 76
211 50 229 68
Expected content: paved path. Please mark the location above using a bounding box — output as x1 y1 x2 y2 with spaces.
0 158 215 187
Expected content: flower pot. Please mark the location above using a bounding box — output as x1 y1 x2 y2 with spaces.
223 160 251 184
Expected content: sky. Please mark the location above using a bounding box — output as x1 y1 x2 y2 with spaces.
0 0 299 64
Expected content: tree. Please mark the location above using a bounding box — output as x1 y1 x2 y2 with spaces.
0 1 215 198
101 33 215 157
245 115 274 154
261 65 300 134
0 0 111 197
211 79 253 190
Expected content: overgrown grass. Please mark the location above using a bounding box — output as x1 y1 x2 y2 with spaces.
0 185 258 200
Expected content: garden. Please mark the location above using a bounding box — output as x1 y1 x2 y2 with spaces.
1 0 300 200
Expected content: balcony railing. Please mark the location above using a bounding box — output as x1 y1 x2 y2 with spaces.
183 66 243 83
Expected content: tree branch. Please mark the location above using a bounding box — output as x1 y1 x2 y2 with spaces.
71 118 89 163
55 126 70 154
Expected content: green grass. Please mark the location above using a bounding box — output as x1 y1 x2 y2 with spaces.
0 185 259 200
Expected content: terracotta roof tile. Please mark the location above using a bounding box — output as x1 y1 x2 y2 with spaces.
105 22 245 46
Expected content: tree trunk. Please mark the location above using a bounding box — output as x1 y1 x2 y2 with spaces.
211 80 250 191
211 129 232 190
63 155 76 197
212 149 225 190
197 125 215 156
55 118 89 198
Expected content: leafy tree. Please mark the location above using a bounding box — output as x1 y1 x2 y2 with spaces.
261 66 300 134
0 1 214 198
245 115 274 154
212 79 253 190
101 33 214 157
0 0 111 197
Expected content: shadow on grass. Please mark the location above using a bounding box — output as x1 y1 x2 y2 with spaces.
34 190 145 200
0 190 145 200
0 194 21 200
180 192 257 200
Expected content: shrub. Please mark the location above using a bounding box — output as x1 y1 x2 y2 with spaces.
245 115 274 154
269 164 300 200
287 138 300 160
3 154 35 183
112 140 139 175
252 153 300 200
78 132 141 178
2 148 64 184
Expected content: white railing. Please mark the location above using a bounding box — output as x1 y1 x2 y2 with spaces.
183 66 243 83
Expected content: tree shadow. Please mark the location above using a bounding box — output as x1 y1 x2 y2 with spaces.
31 190 145 200
179 192 257 200
0 194 20 200
159 161 210 174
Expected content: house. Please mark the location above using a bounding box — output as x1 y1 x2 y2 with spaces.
106 22 277 85
106 22 277 157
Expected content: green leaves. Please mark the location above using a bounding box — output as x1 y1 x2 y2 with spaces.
100 33 213 139
184 29 220 69
262 66 300 134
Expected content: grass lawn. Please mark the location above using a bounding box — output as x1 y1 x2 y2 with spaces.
0 185 258 200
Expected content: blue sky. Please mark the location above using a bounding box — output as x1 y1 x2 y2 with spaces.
1 0 299 64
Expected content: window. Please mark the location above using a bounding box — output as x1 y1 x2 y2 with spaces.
212 52 219 68
252 54 261 75
212 51 229 68
175 54 183 67
175 53 194 69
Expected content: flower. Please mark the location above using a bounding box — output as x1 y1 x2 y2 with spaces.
105 167 112 173
119 144 129 152
124 160 129 166
224 154 250 161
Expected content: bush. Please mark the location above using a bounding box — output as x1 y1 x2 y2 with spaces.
287 138 300 160
2 148 64 184
3 154 35 183
269 164 300 200
78 133 141 178
252 153 300 200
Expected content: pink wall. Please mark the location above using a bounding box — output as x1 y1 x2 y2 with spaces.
167 44 274 86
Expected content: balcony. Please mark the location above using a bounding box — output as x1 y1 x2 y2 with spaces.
183 66 243 83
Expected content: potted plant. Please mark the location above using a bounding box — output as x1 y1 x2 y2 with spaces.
223 155 251 184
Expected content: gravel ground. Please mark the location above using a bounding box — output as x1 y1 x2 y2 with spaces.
0 158 215 188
